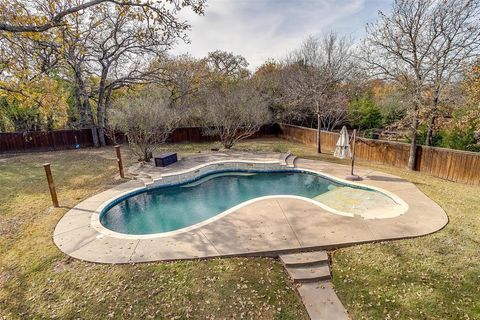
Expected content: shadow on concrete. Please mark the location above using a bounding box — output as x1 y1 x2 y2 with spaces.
364 175 407 182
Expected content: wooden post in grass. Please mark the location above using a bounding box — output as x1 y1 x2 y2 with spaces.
115 145 125 178
43 163 59 207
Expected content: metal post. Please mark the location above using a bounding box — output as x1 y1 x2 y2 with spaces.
317 114 322 154
351 129 357 176
43 163 59 207
115 145 125 178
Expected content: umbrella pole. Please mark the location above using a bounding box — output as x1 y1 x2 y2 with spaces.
351 129 356 176
346 129 361 181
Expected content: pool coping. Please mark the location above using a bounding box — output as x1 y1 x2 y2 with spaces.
90 165 409 240
53 155 448 264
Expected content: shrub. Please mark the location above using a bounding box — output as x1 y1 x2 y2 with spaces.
109 87 182 162
439 126 477 151
201 83 271 149
465 144 480 152
349 94 383 130
272 143 289 153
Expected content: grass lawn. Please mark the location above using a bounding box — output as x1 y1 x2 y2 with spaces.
0 144 307 319
0 137 479 319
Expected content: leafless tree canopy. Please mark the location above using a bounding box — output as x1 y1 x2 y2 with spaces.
201 83 271 149
279 32 354 139
205 50 250 80
360 0 480 168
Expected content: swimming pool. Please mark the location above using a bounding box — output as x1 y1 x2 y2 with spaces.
100 170 355 235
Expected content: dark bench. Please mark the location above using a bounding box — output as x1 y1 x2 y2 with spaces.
154 152 177 167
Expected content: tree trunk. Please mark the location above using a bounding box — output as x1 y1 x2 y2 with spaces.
407 118 419 170
97 97 107 147
34 111 41 131
408 72 423 171
73 66 89 129
72 86 85 128
97 124 106 147
425 96 438 147
84 96 99 147
96 70 108 147
46 115 53 131
425 114 436 146
104 86 113 128
79 101 87 129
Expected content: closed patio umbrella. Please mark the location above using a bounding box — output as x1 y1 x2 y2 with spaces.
334 126 361 180
334 126 351 159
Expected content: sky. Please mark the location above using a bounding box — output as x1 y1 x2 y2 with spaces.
172 0 393 70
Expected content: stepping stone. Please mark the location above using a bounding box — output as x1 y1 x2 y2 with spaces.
297 281 350 320
285 264 331 283
280 251 328 267
280 251 348 319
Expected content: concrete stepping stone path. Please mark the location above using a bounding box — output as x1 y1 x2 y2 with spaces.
280 251 350 320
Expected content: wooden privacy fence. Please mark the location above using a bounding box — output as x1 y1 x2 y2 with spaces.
0 124 280 154
277 124 318 147
0 129 94 153
167 124 279 143
278 123 480 185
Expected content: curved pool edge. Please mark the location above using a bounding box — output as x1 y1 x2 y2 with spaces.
53 156 448 264
92 195 350 240
90 162 409 240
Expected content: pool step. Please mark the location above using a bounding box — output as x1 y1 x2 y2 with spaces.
286 154 297 168
280 251 331 283
138 175 154 185
279 152 292 166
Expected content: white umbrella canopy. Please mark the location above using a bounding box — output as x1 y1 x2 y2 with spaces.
333 126 351 159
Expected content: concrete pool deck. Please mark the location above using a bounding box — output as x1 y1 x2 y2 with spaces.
53 152 448 264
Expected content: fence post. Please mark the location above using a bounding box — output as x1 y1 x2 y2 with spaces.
115 145 125 178
43 163 59 207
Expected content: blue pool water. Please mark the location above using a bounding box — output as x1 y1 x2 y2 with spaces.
100 171 343 235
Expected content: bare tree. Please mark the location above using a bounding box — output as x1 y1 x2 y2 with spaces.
424 0 480 145
156 54 210 109
108 86 182 162
54 12 100 143
204 50 250 82
282 32 354 150
361 0 480 169
318 90 349 131
86 3 177 147
201 82 271 149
